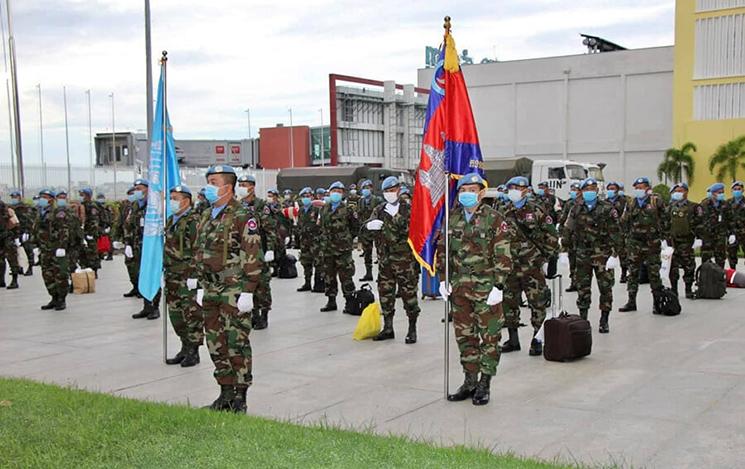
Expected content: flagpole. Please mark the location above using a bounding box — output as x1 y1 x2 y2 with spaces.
161 50 168 363
442 16 452 400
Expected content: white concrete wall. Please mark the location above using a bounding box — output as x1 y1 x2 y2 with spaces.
417 46 674 187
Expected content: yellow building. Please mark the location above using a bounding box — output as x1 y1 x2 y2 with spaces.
673 0 745 198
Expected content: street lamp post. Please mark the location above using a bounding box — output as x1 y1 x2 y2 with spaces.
288 107 294 168
6 0 23 194
63 86 71 193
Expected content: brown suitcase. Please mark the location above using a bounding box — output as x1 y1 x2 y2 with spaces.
543 274 592 362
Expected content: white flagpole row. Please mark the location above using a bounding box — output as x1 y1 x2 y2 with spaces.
443 173 450 399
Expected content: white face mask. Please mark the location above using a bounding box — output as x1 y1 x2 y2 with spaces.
235 186 249 200
383 192 398 204
508 189 524 203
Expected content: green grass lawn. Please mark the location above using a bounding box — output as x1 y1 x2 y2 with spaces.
0 378 574 469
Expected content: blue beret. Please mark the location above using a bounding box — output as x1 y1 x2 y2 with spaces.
381 176 400 191
633 177 650 186
349 183 357 189
206 165 236 177
299 186 313 196
127 186 135 194
329 181 345 191
400 186 411 195
569 182 581 190
10 190 21 197
79 187 93 196
458 172 486 190
670 182 689 193
732 181 744 189
618 182 625 189
709 182 725 193
283 189 293 195
133 178 149 187
506 176 529 188
267 188 278 195
55 190 67 196
237 174 256 183
537 181 549 187
497 184 506 191
606 181 618 189
580 178 598 189
170 185 192 196
39 189 54 197
96 193 106 199
360 179 373 188
315 187 326 195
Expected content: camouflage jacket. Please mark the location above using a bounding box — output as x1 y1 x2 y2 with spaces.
164 208 200 282
503 199 559 262
0 202 19 241
240 196 279 252
123 200 147 248
536 194 558 222
11 203 34 235
296 204 321 251
36 205 72 253
698 198 733 240
319 201 359 254
666 199 703 241
558 198 578 240
565 200 622 255
80 200 101 239
728 197 745 235
194 199 263 300
66 206 85 251
620 195 669 242
366 202 414 263
97 202 113 231
436 203 513 289
356 195 381 235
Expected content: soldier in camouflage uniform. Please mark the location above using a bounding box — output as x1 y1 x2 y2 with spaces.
727 181 745 269
399 185 412 205
120 187 141 297
347 183 360 209
565 178 622 333
666 183 702 299
0 197 20 289
318 181 358 313
491 184 509 215
36 189 72 310
310 188 328 293
266 188 287 277
194 165 263 413
535 181 558 222
356 179 380 282
618 177 669 313
296 187 322 292
125 179 161 320
364 176 420 344
55 191 82 284
500 176 559 356
193 188 209 216
236 175 279 330
96 193 114 261
559 182 581 291
699 182 732 269
605 182 630 283
164 185 203 368
437 173 513 406
77 188 101 275
9 190 34 277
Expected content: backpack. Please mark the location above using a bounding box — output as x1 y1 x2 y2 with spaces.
653 288 681 316
695 261 727 299
670 205 691 237
278 254 298 279
344 283 376 316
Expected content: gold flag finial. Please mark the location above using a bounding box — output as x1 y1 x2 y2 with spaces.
442 16 459 72
444 16 451 33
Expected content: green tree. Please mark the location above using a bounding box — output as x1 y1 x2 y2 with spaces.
709 135 745 182
658 142 697 185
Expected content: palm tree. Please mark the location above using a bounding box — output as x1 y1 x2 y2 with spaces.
709 135 745 182
658 142 697 185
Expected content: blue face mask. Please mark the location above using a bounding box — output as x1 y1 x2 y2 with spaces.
330 192 343 204
606 190 616 199
9 198 19 205
734 190 743 199
582 191 597 203
716 193 725 202
535 188 545 197
301 197 312 206
634 189 647 199
323 196 330 204
169 199 182 214
671 192 684 201
38 198 49 208
127 194 137 202
204 184 221 204
134 190 144 201
57 199 67 208
361 188 371 198
618 190 625 197
458 192 479 208
569 191 577 200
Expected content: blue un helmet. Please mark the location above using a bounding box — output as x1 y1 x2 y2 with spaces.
205 165 237 179
381 176 400 191
237 174 256 184
329 181 345 191
170 185 192 197
133 178 149 187
458 172 487 190
505 176 529 189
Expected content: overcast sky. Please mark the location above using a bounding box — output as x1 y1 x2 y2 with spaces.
0 0 674 168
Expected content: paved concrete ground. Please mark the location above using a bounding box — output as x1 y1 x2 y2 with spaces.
2 252 745 468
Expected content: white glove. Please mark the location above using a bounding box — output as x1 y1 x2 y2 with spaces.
541 263 548 275
729 235 737 245
186 278 198 290
559 252 570 268
438 281 451 300
33 248 40 257
104 227 111 233
692 239 703 249
366 219 384 231
486 286 503 306
124 245 133 258
82 239 88 248
196 289 204 306
14 238 21 247
661 246 675 259
661 240 670 251
55 248 66 258
384 203 399 217
264 250 275 263
85 235 94 241
113 241 124 250
284 236 291 246
605 256 620 271
237 292 253 313
21 233 29 243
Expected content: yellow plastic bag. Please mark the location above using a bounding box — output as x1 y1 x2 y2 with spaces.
353 302 382 341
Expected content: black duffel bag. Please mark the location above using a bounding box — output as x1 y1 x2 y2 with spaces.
344 283 375 316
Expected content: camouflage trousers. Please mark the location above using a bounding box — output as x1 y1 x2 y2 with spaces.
79 237 101 271
568 248 577 286
67 247 80 275
670 237 696 287
378 257 420 319
253 262 272 312
701 237 727 269
166 280 204 347
125 252 140 289
299 240 323 283
727 232 745 269
576 249 614 313
360 233 374 269
503 266 548 330
324 250 355 298
451 284 504 376
202 294 253 387
40 253 69 297
0 238 20 275
626 238 662 295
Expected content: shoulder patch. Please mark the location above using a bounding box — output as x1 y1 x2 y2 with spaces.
545 215 553 224
610 208 619 218
263 206 271 215
56 210 66 219
246 218 258 232
696 206 704 216
500 221 509 233
525 213 535 222
91 208 98 215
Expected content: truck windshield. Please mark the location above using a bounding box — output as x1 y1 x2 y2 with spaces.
565 164 586 180
587 167 604 182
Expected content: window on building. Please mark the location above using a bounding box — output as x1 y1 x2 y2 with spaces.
342 99 354 122
696 0 745 12
695 13 745 78
694 82 745 120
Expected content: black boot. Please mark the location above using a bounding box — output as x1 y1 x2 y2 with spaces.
297 279 311 292
166 344 187 365
68 282 74 293
132 300 150 319
254 310 269 330
320 296 337 312
204 385 235 411
652 290 662 315
342 296 356 315
41 296 57 310
54 295 67 311
565 284 578 292
685 283 695 299
447 373 478 402
359 266 373 282
6 274 18 289
529 338 543 356
440 313 453 323
123 287 139 298
620 268 628 284
599 311 610 334
405 317 417 344
472 374 492 406
251 309 261 328
373 315 395 341
618 294 637 312
180 346 201 367
312 277 326 293
146 301 160 320
579 309 588 320
23 265 32 276
94 269 99 280
106 252 113 261
500 328 521 353
232 386 248 413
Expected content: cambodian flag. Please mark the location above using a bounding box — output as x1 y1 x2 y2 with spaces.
408 28 484 276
